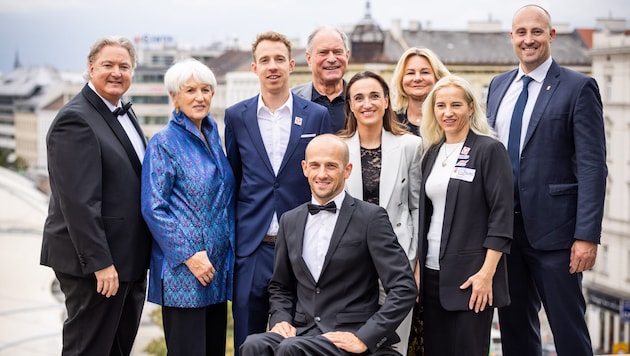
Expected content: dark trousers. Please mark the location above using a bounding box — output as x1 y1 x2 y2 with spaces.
422 268 493 356
55 271 146 356
498 212 592 356
241 329 401 356
232 243 275 355
162 302 227 356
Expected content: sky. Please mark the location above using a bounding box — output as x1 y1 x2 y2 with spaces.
0 0 628 75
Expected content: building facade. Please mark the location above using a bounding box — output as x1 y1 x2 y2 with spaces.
585 18 630 355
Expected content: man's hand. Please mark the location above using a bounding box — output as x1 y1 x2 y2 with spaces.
270 321 296 338
323 331 368 354
570 240 598 274
185 251 215 286
94 264 119 298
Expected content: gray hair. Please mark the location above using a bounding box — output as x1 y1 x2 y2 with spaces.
84 36 136 81
306 27 349 53
163 58 217 96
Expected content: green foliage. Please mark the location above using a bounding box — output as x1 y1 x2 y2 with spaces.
144 302 235 356
0 148 29 171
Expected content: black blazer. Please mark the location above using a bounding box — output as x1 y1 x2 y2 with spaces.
418 131 513 311
41 84 152 282
269 194 417 353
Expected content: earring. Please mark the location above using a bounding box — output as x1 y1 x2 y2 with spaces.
175 103 179 114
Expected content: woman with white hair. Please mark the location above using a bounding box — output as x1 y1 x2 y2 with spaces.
141 58 235 355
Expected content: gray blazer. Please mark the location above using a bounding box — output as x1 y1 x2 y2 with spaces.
344 130 422 268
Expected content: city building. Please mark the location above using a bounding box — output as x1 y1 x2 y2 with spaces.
585 17 630 355
1 2 628 354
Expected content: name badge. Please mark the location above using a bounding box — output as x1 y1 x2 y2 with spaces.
451 167 475 182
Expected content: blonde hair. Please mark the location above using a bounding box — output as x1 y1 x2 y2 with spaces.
420 75 494 148
391 47 450 113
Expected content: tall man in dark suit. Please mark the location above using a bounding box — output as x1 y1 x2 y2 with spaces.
224 31 333 354
41 36 152 355
292 27 350 132
240 134 417 355
486 5 607 355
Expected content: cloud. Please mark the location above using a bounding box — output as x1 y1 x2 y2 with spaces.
0 0 88 13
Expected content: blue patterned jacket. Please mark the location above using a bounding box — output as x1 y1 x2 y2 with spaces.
141 110 235 307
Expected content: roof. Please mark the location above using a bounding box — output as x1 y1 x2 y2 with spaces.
394 29 592 66
0 66 59 97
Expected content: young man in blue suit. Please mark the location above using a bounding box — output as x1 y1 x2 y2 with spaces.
224 31 333 354
486 5 607 356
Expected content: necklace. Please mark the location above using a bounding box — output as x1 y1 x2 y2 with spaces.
442 144 459 167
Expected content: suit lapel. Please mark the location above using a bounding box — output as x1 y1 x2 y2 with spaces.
344 134 363 199
488 70 518 128
523 61 561 150
439 132 476 258
277 96 306 176
127 108 147 147
243 95 275 175
379 130 399 209
293 205 318 285
319 195 355 276
82 85 143 177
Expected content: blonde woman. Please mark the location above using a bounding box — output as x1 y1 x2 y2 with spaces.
418 76 512 356
391 47 450 136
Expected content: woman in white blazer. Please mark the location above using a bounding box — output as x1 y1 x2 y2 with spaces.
338 71 423 355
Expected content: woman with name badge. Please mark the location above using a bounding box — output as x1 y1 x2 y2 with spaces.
418 75 513 356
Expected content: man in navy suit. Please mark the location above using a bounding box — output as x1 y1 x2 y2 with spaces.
225 31 333 354
486 5 607 356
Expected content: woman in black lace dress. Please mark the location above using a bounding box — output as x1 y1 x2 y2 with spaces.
338 71 423 355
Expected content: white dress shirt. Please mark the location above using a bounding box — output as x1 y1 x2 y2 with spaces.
88 82 145 161
494 57 553 153
257 93 293 236
425 142 463 270
302 192 345 282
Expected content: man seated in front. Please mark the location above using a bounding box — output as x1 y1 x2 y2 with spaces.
240 134 417 355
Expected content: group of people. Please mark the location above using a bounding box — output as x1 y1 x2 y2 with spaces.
40 4 607 356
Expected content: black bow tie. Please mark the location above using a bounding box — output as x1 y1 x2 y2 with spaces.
307 201 337 215
113 102 132 116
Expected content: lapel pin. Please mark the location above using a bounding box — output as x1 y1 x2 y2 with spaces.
546 85 551 91
294 117 303 126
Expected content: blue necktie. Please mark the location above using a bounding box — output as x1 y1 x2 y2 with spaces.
508 75 533 207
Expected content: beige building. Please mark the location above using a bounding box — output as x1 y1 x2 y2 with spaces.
584 18 630 355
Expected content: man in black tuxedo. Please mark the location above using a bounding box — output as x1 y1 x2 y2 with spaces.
240 134 416 355
41 36 152 356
